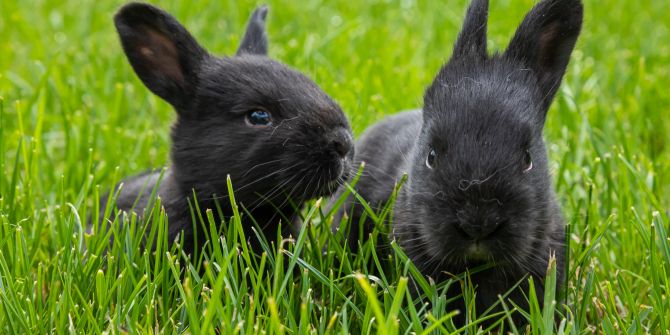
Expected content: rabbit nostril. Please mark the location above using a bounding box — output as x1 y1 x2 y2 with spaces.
457 220 500 240
333 139 349 158
456 222 477 238
496 219 507 228
480 222 500 238
329 128 352 158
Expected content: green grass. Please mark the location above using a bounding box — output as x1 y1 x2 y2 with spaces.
1 0 669 333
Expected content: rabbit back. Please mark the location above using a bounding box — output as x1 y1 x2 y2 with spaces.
333 110 421 245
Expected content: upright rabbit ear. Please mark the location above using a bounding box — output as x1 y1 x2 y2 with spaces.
452 0 489 60
504 0 583 108
114 3 208 110
236 5 269 56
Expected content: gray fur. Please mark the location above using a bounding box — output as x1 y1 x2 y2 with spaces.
335 0 582 325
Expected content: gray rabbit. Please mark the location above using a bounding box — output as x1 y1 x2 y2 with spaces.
335 0 582 324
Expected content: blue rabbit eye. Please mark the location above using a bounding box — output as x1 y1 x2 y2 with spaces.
246 110 272 126
426 147 437 169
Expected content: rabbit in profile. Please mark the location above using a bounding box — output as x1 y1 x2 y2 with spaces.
335 0 582 323
101 3 353 255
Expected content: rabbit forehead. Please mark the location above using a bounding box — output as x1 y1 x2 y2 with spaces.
422 63 542 148
424 90 537 148
197 56 342 119
425 58 542 120
430 113 532 149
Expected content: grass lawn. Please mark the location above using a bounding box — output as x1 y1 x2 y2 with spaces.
1 0 669 333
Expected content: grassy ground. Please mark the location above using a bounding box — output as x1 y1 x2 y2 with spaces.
1 0 669 333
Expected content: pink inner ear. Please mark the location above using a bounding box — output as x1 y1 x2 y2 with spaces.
138 24 184 85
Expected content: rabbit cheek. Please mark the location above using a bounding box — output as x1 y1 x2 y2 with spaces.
487 208 538 264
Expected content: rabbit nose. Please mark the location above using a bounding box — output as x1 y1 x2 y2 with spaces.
329 128 353 158
457 220 501 240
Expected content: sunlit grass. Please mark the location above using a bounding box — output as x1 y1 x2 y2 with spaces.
1 0 669 333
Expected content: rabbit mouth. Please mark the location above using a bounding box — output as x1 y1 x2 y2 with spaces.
314 156 350 196
464 243 492 262
309 169 344 197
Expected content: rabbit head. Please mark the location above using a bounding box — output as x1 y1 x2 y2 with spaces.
114 4 354 208
395 0 582 276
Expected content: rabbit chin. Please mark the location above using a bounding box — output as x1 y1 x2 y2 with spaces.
464 242 491 261
318 158 351 195
312 167 348 197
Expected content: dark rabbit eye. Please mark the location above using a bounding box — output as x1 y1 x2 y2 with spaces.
523 150 533 173
426 148 437 169
246 110 273 126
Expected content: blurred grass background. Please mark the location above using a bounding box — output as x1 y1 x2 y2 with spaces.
1 0 669 333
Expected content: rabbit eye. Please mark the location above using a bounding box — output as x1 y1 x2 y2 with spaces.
426 148 437 169
246 110 273 126
523 150 533 173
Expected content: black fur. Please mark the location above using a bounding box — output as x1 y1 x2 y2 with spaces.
237 5 269 55
104 3 354 255
335 0 582 325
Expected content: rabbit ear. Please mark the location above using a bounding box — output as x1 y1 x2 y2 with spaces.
236 5 269 56
452 0 489 60
504 0 583 108
114 3 208 110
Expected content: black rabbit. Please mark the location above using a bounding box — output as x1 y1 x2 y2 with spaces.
101 3 353 256
335 0 582 324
